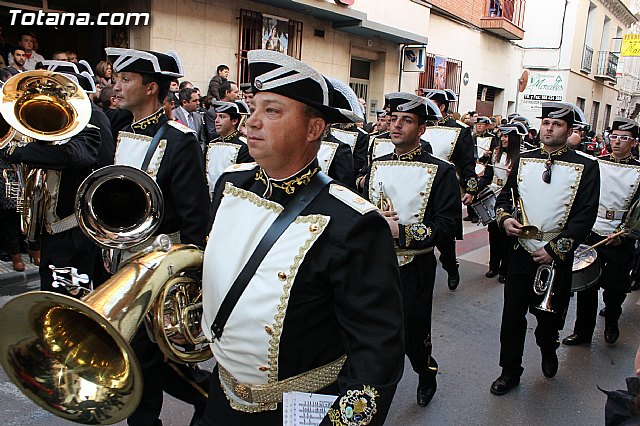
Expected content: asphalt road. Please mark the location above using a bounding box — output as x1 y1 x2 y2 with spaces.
1 258 638 425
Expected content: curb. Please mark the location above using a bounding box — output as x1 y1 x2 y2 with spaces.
0 268 39 286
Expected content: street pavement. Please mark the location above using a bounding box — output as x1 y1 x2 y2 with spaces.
1 221 639 425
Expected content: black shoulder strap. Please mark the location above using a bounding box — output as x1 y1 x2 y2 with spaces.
141 122 171 172
211 171 332 339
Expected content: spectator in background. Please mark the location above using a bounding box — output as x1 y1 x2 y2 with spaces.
95 60 115 88
179 80 193 90
66 51 78 63
204 80 239 142
6 47 26 76
170 77 180 93
206 64 229 101
8 32 44 70
51 51 68 61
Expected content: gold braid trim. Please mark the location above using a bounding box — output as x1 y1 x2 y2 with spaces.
255 167 319 195
328 385 380 425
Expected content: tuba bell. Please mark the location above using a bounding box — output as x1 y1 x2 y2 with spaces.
0 70 92 241
0 240 206 425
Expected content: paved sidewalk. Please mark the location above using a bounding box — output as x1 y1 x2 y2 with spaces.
0 253 39 285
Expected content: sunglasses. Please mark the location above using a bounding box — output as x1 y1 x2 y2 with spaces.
542 159 552 184
609 135 635 142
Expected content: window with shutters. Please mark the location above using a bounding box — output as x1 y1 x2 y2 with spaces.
418 53 463 112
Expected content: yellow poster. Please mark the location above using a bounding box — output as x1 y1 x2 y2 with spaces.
621 34 640 57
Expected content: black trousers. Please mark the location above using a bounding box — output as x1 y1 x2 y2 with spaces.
572 239 633 337
128 328 210 426
0 207 21 255
402 252 438 377
487 221 513 275
436 238 458 273
39 227 110 293
499 245 573 376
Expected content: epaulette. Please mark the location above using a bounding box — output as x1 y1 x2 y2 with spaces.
574 150 597 161
456 120 469 128
328 184 377 215
357 127 368 135
167 120 196 134
223 162 259 173
428 153 454 167
239 135 247 144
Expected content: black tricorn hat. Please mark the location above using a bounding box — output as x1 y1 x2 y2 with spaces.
213 100 250 116
239 82 253 93
42 60 96 93
476 116 491 124
509 115 530 128
498 122 528 136
538 101 586 128
43 59 94 77
611 116 640 138
422 89 457 105
248 49 354 123
105 48 184 78
326 77 364 123
387 92 441 120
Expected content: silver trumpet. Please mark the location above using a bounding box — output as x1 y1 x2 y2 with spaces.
533 261 556 313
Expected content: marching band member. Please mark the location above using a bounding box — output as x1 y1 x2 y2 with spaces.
106 47 211 426
206 100 253 196
200 50 404 425
364 92 461 407
4 67 112 293
563 117 640 346
422 89 478 290
490 102 599 395
478 121 526 282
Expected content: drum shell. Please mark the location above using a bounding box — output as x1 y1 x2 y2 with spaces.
571 245 601 292
471 189 497 226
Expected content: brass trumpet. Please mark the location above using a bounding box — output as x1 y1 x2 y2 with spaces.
376 181 394 212
533 261 557 313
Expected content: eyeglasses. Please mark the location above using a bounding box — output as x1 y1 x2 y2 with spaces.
542 159 552 184
609 135 635 142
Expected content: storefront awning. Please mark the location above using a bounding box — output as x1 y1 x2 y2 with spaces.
249 0 428 45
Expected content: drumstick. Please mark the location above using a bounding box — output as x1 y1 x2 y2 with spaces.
575 229 626 256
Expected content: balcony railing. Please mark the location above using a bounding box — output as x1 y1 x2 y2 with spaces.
581 45 593 73
595 51 618 81
481 0 526 40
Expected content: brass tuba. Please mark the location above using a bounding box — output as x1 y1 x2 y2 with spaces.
0 240 206 425
0 70 91 241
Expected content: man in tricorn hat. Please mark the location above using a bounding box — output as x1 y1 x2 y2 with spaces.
199 49 404 425
490 101 600 395
106 47 210 426
563 117 640 348
422 88 478 290
363 92 461 408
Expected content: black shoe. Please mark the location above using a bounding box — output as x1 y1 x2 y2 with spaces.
463 215 474 221
447 268 460 291
631 281 640 291
599 307 606 317
604 323 620 344
498 275 507 284
562 334 592 346
485 270 498 278
416 374 437 407
541 351 558 378
490 374 520 395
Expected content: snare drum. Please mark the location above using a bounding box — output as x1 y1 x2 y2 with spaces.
471 188 497 225
571 244 601 292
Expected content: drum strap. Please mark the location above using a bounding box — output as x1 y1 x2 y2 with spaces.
141 123 170 173
210 171 332 340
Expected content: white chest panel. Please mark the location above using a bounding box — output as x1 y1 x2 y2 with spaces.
202 183 329 388
476 136 493 158
318 141 338 172
422 127 460 161
490 152 510 191
206 142 241 194
517 158 583 252
330 128 357 153
368 160 436 224
371 138 395 160
115 131 167 177
594 160 640 235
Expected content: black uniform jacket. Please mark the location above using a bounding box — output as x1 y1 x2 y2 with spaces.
321 132 356 189
207 160 404 425
495 146 600 264
438 116 478 195
363 143 461 250
122 109 210 247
